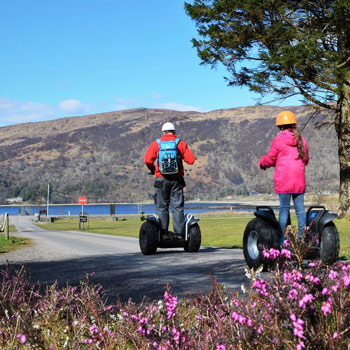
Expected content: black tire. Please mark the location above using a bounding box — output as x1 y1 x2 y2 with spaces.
139 221 158 255
320 223 339 265
184 224 201 252
243 218 279 270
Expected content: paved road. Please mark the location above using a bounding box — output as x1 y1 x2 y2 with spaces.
0 216 249 303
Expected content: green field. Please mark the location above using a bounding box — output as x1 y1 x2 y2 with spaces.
37 215 350 259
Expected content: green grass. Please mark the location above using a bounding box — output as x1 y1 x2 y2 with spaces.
9 224 18 233
37 218 141 237
37 215 350 259
0 225 30 253
37 216 248 248
333 218 350 259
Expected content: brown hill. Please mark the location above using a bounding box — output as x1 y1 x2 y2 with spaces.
0 105 338 204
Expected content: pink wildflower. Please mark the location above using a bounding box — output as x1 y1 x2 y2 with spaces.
164 291 177 319
262 248 280 259
89 325 98 334
171 328 180 345
321 298 332 316
216 345 226 350
329 270 338 280
296 341 305 350
280 248 291 259
270 248 280 259
306 273 320 284
138 326 146 336
299 294 314 308
343 275 350 287
288 289 298 300
322 287 330 295
253 279 269 296
342 264 350 273
331 281 340 292
256 325 264 335
104 305 114 311
231 311 247 324
16 334 26 344
290 314 305 339
262 250 270 258
293 269 303 281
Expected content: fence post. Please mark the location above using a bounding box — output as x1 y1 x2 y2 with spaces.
4 213 9 240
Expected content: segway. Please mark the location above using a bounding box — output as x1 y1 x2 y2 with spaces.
243 205 339 270
139 213 201 255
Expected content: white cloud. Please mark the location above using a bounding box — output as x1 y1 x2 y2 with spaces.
0 97 94 126
113 95 204 113
157 102 204 112
0 97 55 126
58 99 90 114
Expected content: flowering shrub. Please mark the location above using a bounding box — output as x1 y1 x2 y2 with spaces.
1 247 350 349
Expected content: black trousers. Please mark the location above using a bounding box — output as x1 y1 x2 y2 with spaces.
154 176 185 234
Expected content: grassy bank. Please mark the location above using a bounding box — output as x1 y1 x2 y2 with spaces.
37 215 350 259
0 225 31 254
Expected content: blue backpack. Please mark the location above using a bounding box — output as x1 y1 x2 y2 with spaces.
156 138 181 175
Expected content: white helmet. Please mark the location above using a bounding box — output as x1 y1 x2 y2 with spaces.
162 122 176 132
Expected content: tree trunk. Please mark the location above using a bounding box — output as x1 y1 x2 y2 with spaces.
335 82 350 218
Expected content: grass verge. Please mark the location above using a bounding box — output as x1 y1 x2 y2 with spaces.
0 225 31 254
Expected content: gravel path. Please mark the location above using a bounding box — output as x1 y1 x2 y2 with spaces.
0 216 249 303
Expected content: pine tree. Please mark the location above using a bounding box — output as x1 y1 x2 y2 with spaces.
185 0 350 217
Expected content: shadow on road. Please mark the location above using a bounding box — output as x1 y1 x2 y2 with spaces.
0 249 247 304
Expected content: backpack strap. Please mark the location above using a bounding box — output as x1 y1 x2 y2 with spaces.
156 139 161 166
156 138 180 145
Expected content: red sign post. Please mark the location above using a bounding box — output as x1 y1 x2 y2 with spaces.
79 196 87 230
79 196 87 205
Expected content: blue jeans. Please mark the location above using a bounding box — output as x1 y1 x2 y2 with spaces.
279 193 306 238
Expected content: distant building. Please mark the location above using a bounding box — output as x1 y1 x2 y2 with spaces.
5 197 23 203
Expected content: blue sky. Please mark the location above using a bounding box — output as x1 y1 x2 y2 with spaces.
0 1 303 127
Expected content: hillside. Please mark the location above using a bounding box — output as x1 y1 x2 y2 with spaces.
0 105 338 204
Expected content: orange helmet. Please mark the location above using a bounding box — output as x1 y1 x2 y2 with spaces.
276 110 297 126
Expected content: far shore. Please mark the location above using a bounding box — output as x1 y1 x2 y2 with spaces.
0 193 338 209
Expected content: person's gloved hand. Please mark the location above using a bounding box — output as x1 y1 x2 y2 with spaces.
258 162 266 170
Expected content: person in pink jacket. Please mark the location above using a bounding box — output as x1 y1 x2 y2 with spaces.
258 110 309 239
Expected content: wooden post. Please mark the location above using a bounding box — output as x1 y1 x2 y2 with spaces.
4 213 9 240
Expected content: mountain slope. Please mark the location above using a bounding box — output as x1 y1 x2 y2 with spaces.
0 105 338 203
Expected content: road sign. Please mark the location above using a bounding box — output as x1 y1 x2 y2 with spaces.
80 215 88 223
79 196 87 205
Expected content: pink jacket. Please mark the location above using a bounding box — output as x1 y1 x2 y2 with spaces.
258 129 309 194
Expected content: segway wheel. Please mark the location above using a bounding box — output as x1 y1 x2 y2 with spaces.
184 224 201 252
320 223 339 265
243 218 279 270
139 221 158 255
